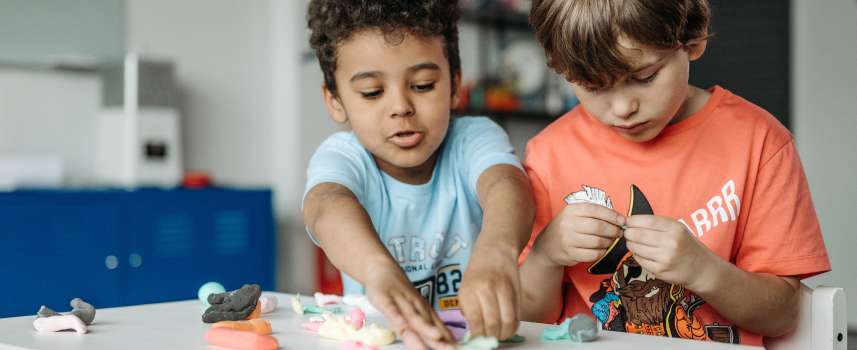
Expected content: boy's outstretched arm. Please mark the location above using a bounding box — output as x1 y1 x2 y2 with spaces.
624 215 801 337
459 164 535 340
303 183 454 350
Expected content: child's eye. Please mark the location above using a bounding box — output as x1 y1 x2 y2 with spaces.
360 90 382 99
633 71 659 84
412 82 435 92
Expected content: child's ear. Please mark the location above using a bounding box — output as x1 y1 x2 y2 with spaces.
450 72 462 109
322 85 348 124
687 37 708 62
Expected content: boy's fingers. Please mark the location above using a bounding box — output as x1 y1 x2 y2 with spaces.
625 240 658 260
573 217 624 239
371 294 406 332
623 228 658 247
462 298 485 337
626 215 673 231
395 298 442 341
575 233 617 249
429 311 455 343
477 291 501 337
400 328 428 350
496 285 520 340
570 247 607 263
566 203 626 226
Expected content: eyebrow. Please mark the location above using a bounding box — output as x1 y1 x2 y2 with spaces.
349 62 441 83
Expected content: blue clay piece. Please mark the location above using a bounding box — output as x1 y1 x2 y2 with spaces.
198 282 226 307
568 313 599 343
541 317 572 341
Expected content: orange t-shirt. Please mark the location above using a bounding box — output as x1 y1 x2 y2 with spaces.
522 86 830 346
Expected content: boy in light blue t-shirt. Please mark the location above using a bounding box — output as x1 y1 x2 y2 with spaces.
302 1 534 348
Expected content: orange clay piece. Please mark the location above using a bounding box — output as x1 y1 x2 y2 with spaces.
212 319 272 335
205 327 279 350
246 301 261 320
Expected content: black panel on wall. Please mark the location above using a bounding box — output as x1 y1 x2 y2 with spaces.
690 1 790 129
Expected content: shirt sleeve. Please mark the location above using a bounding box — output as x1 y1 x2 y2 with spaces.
453 117 523 195
734 139 831 279
302 133 369 244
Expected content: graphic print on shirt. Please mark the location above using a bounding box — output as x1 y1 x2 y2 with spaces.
386 234 467 310
566 185 740 344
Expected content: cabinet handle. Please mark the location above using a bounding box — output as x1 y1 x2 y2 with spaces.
105 255 119 270
129 253 143 268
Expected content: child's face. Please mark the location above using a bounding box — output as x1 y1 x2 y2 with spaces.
570 36 706 142
323 29 458 182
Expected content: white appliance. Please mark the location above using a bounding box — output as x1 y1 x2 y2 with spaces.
95 53 182 187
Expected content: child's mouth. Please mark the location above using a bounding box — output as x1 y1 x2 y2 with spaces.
389 131 424 148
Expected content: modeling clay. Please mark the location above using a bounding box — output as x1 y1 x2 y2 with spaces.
37 298 96 325
341 294 380 314
202 284 262 323
212 319 272 335
198 282 226 307
303 321 324 333
315 292 342 306
259 294 278 313
205 327 279 350
457 336 498 350
69 298 95 325
541 317 572 340
567 313 598 342
316 313 396 346
32 314 87 333
341 340 380 350
291 294 305 315
349 308 365 329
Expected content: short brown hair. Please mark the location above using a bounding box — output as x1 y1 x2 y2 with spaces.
307 0 461 96
530 0 710 90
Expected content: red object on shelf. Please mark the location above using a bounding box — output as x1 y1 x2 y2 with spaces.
316 247 343 295
182 172 212 188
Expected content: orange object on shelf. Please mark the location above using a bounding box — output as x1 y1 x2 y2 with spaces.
212 319 272 335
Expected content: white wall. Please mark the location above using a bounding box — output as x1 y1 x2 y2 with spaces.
792 0 857 328
0 69 101 186
125 0 273 187
126 0 323 293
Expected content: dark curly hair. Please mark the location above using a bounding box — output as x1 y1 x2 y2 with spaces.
307 0 461 97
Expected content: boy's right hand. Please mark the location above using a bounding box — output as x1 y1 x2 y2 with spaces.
364 264 455 350
532 203 626 267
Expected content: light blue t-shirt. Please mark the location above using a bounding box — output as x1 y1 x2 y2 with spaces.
303 116 522 310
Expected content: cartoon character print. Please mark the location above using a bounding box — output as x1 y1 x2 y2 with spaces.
566 185 740 344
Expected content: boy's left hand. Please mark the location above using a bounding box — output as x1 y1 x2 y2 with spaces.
458 246 521 341
624 215 719 289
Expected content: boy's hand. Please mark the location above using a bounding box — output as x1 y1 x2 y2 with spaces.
624 215 718 289
459 246 520 341
364 264 455 350
532 203 625 267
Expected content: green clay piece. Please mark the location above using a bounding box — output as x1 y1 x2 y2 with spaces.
304 305 342 314
501 334 526 343
541 317 572 341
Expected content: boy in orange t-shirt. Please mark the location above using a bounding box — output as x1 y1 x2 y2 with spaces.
519 0 831 346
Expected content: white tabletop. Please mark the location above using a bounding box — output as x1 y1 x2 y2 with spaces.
0 292 761 350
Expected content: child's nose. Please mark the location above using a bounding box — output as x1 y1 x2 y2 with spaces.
389 89 415 118
610 94 639 120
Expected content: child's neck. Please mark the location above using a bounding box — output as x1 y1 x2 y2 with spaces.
375 151 439 185
670 85 712 125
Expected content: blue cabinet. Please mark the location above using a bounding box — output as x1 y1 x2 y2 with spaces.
0 188 275 318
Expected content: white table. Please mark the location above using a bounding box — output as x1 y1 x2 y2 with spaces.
0 293 761 349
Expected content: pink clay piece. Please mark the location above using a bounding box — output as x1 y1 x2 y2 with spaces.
349 308 365 329
341 340 380 350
